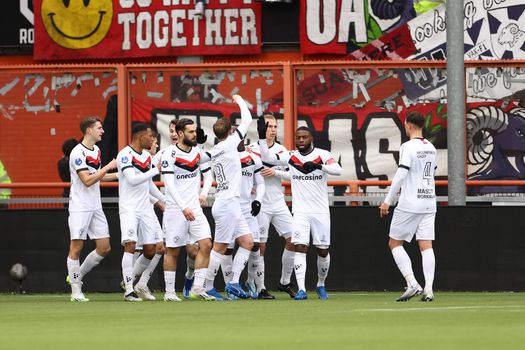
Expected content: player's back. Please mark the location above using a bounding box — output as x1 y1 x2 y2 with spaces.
117 146 152 213
398 138 437 213
69 143 102 212
210 140 241 201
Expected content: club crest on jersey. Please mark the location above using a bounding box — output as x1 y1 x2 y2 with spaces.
121 156 129 164
75 158 82 166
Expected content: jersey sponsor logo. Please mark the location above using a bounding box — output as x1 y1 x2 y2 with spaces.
176 172 198 180
288 155 323 174
132 156 151 173
242 170 253 177
85 151 101 170
175 153 200 172
75 158 82 166
121 156 129 164
292 174 323 180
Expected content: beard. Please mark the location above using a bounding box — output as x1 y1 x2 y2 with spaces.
183 137 197 147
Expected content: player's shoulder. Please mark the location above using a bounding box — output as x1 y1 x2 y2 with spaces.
70 143 83 156
272 142 288 153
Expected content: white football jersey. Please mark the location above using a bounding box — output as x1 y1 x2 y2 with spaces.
208 129 245 201
239 151 263 207
161 144 211 210
117 146 155 213
69 143 102 212
249 142 288 208
284 147 336 214
397 138 437 213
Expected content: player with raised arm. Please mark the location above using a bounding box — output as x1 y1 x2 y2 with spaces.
161 118 215 301
67 116 117 302
117 124 165 302
379 111 437 302
249 114 297 299
257 120 342 300
203 95 255 300
237 138 265 298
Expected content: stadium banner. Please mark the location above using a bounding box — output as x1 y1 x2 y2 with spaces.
33 0 261 60
0 0 35 51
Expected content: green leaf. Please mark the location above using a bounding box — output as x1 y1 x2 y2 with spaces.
431 124 444 134
424 113 433 130
440 113 447 120
436 104 445 116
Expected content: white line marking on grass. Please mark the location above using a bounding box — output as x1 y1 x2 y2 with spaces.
356 305 525 312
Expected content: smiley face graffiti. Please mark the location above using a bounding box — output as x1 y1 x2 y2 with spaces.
41 0 113 49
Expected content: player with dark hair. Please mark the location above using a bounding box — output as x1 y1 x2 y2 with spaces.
257 122 342 300
67 116 117 302
117 123 165 301
161 118 215 301
203 95 255 299
380 111 437 302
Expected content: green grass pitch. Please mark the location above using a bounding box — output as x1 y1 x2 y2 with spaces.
1 292 524 350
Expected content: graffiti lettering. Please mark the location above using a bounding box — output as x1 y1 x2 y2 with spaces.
483 0 507 11
464 1 477 30
413 9 446 43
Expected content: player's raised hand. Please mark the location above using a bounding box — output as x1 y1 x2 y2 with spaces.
232 94 243 103
251 200 261 216
257 116 268 140
196 127 207 144
379 202 390 218
182 207 196 221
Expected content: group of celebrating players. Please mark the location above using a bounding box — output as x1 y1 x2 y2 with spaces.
66 95 437 303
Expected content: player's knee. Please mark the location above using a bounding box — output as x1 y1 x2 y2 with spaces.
225 248 234 256
388 239 403 250
295 244 308 253
98 245 111 257
198 239 212 253
316 247 329 257
143 246 156 259
259 243 266 256
155 244 165 255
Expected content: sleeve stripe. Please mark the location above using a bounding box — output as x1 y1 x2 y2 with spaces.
236 128 244 139
121 165 133 171
76 168 88 174
262 162 274 168
162 171 174 174
254 167 263 173
276 154 280 160
201 167 211 173
399 164 410 170
205 152 211 159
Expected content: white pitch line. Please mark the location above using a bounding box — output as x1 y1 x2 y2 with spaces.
356 305 525 312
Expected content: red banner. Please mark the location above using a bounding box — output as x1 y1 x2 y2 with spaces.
34 0 261 60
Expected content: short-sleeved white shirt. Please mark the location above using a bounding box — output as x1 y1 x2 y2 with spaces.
69 143 102 212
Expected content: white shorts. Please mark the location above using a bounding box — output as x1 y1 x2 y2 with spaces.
237 206 260 243
212 199 250 244
136 214 163 250
291 212 330 248
389 208 436 242
163 208 211 248
257 201 293 243
120 208 160 246
68 209 110 241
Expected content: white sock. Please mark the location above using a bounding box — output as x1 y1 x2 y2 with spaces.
205 251 223 291
138 253 162 286
231 247 250 284
221 254 233 284
247 251 259 283
122 252 134 295
294 252 307 292
79 250 104 281
133 252 141 265
280 248 295 285
193 268 206 289
133 254 152 280
391 246 418 287
317 254 330 287
255 255 265 293
186 255 196 279
421 248 435 292
67 258 81 294
164 271 176 293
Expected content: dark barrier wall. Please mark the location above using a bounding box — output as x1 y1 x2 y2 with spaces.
1 207 525 292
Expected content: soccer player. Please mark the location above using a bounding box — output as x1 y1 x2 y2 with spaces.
161 118 215 301
379 111 437 302
203 95 254 299
133 133 166 301
67 116 118 302
249 114 297 298
257 121 342 300
237 138 265 298
117 123 165 301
